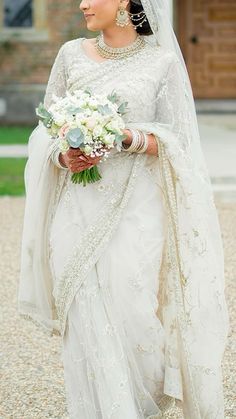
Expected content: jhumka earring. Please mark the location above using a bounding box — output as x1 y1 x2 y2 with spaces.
116 4 130 27
116 3 147 29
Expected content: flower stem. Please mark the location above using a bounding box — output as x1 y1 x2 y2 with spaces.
71 166 102 186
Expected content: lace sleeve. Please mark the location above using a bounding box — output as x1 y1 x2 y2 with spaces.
43 43 67 110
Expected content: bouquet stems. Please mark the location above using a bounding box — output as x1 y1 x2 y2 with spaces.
71 165 102 187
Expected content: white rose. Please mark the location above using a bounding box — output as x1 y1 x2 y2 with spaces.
93 125 103 138
59 139 70 154
84 134 93 144
103 133 115 146
88 98 98 109
86 116 97 130
84 109 92 117
54 113 66 127
116 117 125 129
106 120 119 131
75 114 84 125
83 145 93 155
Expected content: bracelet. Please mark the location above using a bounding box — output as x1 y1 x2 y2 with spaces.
121 129 148 154
51 144 68 170
136 131 149 153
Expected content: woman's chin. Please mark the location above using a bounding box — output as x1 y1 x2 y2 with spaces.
86 23 101 32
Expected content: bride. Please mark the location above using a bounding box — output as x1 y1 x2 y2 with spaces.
18 0 229 418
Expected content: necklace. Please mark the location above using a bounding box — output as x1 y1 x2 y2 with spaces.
95 33 146 60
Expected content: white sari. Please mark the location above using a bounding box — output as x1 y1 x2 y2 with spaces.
18 36 229 418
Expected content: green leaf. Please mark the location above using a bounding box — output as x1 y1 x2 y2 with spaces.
97 104 112 115
117 102 128 115
66 128 85 148
107 90 119 104
36 102 52 119
67 106 84 114
116 134 127 142
84 88 92 96
35 103 53 127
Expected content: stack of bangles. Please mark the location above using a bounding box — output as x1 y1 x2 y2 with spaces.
121 129 159 157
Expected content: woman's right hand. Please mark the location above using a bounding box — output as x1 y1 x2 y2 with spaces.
59 148 102 173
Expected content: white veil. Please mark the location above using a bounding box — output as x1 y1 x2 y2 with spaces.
126 0 229 417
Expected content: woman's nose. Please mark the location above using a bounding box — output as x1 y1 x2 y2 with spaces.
79 0 90 11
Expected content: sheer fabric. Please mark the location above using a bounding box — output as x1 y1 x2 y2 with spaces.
18 36 229 418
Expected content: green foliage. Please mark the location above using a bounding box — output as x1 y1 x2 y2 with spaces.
66 128 85 148
0 158 26 195
0 126 34 145
35 103 53 128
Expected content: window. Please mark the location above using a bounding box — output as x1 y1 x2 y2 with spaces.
4 0 33 28
0 0 48 41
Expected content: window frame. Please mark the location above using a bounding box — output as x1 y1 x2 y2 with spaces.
0 0 48 42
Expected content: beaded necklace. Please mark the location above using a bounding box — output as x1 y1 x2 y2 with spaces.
95 33 146 60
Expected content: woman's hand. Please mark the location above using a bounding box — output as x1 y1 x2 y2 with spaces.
122 129 132 145
59 148 102 173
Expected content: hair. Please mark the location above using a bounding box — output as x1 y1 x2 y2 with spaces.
129 1 153 35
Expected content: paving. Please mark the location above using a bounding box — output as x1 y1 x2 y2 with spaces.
0 196 235 418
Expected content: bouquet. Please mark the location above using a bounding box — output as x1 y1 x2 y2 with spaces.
36 88 128 186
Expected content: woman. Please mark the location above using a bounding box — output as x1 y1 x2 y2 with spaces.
18 0 229 418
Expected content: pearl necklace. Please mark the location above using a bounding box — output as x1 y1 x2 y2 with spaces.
95 33 146 60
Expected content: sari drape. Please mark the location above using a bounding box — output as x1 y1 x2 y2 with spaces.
18 37 229 418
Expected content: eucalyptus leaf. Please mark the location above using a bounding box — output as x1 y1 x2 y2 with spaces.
107 90 119 104
67 106 84 114
117 102 128 115
84 88 92 96
97 104 112 115
66 128 85 148
115 134 127 143
36 103 52 119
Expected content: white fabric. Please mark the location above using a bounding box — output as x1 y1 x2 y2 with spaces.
58 160 172 418
18 33 229 419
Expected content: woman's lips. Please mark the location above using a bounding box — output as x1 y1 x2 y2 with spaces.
84 14 94 19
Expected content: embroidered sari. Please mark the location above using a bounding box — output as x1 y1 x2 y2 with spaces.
18 36 229 418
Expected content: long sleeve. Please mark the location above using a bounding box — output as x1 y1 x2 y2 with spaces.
43 43 67 110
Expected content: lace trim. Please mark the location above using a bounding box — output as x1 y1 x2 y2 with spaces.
147 394 176 418
157 139 200 416
18 301 61 336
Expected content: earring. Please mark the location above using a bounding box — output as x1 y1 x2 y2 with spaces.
116 4 130 27
129 10 147 30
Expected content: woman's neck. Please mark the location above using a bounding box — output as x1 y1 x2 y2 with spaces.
101 27 139 48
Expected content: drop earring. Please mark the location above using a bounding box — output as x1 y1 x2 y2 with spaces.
116 4 130 27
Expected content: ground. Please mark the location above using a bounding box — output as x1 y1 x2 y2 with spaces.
0 196 235 419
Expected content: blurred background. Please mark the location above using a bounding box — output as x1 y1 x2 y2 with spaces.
0 2 235 418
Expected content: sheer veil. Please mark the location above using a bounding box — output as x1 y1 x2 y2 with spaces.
126 0 229 417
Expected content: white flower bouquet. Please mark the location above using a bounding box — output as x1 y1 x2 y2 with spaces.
36 88 128 186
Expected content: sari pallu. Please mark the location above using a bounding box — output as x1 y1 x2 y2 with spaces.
18 38 229 418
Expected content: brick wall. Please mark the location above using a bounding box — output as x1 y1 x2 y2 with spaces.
0 0 91 123
0 0 88 86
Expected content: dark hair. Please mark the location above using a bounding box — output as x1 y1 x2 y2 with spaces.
129 1 153 36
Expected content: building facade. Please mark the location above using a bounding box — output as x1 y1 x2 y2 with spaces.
0 0 235 124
